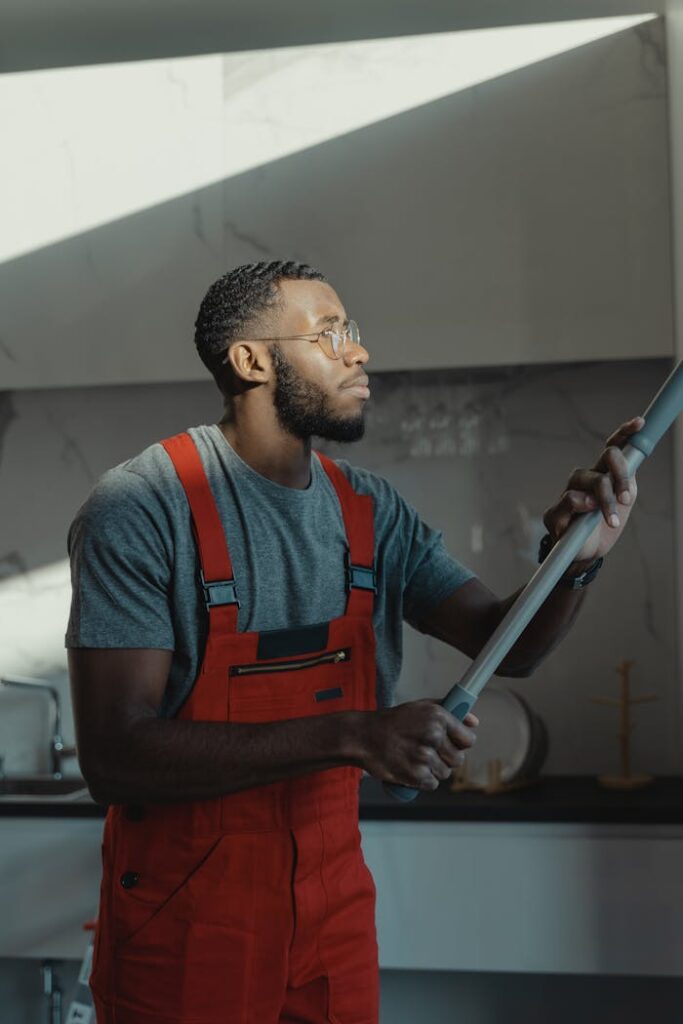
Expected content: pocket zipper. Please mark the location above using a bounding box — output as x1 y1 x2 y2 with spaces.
230 647 351 677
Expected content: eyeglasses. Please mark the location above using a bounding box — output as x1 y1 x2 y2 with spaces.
222 319 362 363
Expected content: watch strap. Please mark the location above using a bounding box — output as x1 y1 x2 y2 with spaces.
537 532 604 589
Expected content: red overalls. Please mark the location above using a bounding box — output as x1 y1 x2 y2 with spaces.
89 432 380 1024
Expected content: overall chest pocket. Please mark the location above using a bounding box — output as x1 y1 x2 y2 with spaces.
228 647 355 721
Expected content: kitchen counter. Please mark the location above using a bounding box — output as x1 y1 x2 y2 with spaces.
2 774 683 823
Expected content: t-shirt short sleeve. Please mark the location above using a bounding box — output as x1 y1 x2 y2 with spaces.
65 468 175 650
336 459 475 628
399 496 476 628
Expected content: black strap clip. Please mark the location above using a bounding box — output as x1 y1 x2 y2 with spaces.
344 550 377 593
200 568 241 610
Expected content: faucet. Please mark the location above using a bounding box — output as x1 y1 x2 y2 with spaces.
0 675 77 778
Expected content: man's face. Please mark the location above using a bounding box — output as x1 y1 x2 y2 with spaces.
267 279 370 443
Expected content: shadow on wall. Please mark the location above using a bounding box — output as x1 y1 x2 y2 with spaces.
1 2 667 74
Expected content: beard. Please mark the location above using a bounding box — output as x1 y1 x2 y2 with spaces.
270 343 366 443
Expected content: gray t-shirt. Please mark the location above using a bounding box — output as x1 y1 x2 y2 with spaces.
65 424 474 714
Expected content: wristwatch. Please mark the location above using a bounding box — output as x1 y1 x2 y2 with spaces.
537 532 604 589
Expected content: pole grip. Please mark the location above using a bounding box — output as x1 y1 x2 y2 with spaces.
383 687 477 803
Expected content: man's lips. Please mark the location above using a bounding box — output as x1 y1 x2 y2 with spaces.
341 375 370 392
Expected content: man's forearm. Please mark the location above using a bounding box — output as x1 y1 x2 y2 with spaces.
86 711 367 805
495 559 593 676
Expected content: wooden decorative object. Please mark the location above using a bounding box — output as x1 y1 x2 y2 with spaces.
450 757 480 793
591 659 657 790
449 757 539 795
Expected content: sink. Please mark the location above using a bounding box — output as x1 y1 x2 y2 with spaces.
0 776 90 799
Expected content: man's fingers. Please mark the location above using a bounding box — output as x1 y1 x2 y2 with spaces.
594 446 635 507
432 746 462 776
595 473 620 527
423 703 478 729
566 468 621 528
604 415 645 449
403 704 478 788
444 714 477 751
544 488 597 538
538 416 642 559
416 744 456 780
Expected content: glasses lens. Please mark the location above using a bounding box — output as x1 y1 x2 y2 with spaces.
319 322 361 358
319 330 342 359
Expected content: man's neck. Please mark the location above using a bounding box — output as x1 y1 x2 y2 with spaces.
217 421 313 490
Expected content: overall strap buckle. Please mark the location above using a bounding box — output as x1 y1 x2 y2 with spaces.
200 568 241 610
344 550 377 594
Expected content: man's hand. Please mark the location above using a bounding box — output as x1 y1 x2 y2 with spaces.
543 415 644 565
357 700 479 791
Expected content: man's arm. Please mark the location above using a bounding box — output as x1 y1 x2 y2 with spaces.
69 648 478 803
413 575 588 677
413 414 644 676
69 647 354 804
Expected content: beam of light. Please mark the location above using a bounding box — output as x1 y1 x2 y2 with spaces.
0 15 656 265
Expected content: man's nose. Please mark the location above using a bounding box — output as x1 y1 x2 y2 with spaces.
343 342 369 367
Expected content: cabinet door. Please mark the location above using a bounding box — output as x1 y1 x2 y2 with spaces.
0 818 102 958
361 821 683 975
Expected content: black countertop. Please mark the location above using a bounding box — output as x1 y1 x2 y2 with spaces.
358 775 683 825
2 776 683 824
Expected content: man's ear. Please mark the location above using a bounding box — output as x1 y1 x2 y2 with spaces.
225 340 271 386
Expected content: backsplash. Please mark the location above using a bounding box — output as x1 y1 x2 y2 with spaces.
0 357 676 775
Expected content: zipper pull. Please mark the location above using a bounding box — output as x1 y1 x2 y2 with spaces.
334 651 346 663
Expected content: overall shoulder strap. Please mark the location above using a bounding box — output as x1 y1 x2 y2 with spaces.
160 432 240 633
314 451 376 619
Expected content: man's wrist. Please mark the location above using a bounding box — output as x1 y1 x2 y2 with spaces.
337 710 372 769
538 533 603 588
564 558 599 578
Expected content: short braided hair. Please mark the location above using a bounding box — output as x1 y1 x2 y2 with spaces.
194 260 327 399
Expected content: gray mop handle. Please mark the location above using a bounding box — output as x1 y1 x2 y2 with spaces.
386 358 683 803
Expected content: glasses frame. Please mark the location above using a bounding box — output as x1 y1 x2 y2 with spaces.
221 319 361 363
